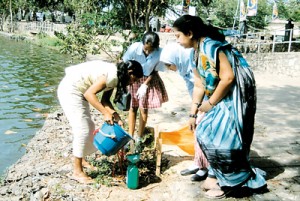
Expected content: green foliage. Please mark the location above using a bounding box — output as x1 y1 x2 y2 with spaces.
203 0 238 28
37 31 47 39
277 0 300 21
108 0 169 31
88 158 114 186
36 34 63 48
54 10 145 63
55 24 93 62
118 26 144 59
193 0 272 30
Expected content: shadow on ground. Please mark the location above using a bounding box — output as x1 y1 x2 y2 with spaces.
250 150 285 180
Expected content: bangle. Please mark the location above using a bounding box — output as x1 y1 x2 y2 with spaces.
189 114 197 118
194 102 202 108
208 99 214 107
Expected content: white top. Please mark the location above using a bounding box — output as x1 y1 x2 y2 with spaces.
160 42 193 78
122 42 165 76
64 60 118 93
160 42 194 97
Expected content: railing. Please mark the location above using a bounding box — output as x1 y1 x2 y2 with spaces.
8 21 68 36
226 28 300 53
4 21 300 53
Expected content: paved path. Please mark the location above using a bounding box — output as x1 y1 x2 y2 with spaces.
147 70 300 200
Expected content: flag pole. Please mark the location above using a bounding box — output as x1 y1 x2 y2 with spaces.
232 0 240 29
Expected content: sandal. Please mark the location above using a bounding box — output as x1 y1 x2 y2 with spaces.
201 177 220 191
204 189 232 199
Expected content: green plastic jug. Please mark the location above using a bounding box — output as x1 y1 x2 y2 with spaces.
126 153 140 189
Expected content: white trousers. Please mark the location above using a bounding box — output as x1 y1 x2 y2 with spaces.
57 77 97 158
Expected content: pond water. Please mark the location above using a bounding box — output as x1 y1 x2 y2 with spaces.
0 35 73 176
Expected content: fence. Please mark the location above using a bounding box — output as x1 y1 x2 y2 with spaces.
3 21 67 36
2 20 300 53
227 28 300 53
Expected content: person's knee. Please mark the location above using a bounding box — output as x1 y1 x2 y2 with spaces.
139 108 148 115
130 107 138 113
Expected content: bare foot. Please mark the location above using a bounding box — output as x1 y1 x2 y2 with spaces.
82 158 97 171
201 177 220 191
68 172 94 184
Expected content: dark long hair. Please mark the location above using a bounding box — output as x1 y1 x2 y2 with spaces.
173 15 225 42
142 32 160 49
114 60 143 104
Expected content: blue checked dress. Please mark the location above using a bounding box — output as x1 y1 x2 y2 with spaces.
193 38 266 189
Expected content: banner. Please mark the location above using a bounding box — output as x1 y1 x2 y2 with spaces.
247 0 258 16
240 0 247 21
272 2 278 20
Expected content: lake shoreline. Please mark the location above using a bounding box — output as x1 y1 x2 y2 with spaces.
0 32 75 178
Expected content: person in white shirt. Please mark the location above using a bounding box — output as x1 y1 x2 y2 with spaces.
122 32 168 152
160 42 209 182
57 60 143 184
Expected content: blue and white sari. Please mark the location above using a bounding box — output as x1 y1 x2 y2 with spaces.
194 38 266 189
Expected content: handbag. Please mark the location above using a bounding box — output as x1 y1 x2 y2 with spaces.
116 92 131 111
231 47 256 152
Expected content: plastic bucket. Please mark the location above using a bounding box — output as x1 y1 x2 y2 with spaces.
93 123 132 156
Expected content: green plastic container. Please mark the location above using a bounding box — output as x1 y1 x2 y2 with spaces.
126 153 140 189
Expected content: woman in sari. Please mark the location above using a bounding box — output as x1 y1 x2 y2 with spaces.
173 15 266 199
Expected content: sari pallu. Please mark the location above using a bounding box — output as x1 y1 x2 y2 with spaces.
195 38 266 189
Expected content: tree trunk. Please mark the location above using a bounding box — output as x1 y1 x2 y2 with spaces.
145 16 150 32
0 14 4 31
125 0 136 28
9 0 13 32
145 0 153 32
133 0 139 26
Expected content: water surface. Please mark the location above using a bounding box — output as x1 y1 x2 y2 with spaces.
0 35 72 176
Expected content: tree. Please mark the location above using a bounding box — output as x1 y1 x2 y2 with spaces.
192 0 272 30
0 0 18 32
30 0 65 11
63 0 103 16
117 0 169 32
277 0 300 21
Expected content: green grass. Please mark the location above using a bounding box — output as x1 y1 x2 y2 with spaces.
34 33 63 50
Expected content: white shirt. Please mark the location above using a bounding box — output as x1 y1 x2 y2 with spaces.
122 42 164 76
64 60 118 94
